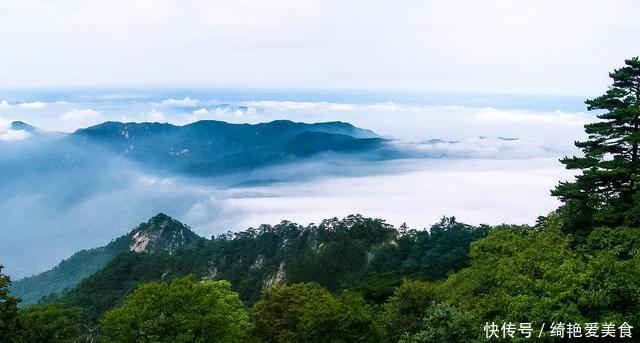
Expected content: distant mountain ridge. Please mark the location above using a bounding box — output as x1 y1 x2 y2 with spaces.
0 119 389 193
69 119 386 175
11 213 203 305
10 121 38 133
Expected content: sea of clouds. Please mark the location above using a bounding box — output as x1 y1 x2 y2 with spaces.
0 90 595 277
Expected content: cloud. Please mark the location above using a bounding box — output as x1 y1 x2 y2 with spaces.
0 117 9 131
119 109 167 123
473 107 592 125
193 108 209 116
181 105 257 124
0 148 575 277
161 97 199 107
143 109 166 122
223 158 574 230
0 129 31 142
241 100 356 112
17 101 48 110
395 137 556 159
0 100 10 109
59 108 103 130
182 108 211 124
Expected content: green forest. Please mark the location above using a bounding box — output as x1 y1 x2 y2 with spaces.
2 57 640 342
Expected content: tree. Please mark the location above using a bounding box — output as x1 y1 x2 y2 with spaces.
400 217 488 280
100 276 250 343
575 227 640 328
441 226 585 326
18 304 83 343
553 57 640 234
382 279 440 340
0 265 21 343
251 283 383 342
399 303 480 343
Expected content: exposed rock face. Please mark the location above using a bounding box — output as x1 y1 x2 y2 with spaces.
130 231 152 252
250 255 265 270
207 263 218 279
264 262 286 289
127 213 202 254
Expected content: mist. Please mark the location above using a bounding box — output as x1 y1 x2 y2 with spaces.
0 141 574 278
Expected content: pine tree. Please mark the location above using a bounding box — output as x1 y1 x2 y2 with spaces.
0 265 22 342
553 57 640 235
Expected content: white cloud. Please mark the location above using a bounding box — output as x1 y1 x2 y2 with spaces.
161 97 199 107
0 117 9 132
119 109 167 123
0 100 49 110
17 101 48 110
59 108 103 130
474 107 592 125
182 108 211 124
143 109 166 122
223 158 575 229
181 105 257 125
396 137 555 159
193 108 209 116
0 129 31 142
241 100 355 112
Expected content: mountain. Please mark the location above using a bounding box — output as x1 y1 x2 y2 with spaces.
11 213 203 305
1 120 390 182
69 120 387 175
10 121 38 133
24 214 486 322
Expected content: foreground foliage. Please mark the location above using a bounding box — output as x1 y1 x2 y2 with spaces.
101 276 251 343
18 304 84 343
0 266 21 343
252 283 383 342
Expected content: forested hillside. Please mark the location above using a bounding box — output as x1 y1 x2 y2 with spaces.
3 211 639 342
56 215 486 321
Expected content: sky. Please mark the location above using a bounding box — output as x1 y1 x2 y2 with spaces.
0 0 639 95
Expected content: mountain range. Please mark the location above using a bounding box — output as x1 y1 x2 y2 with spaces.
11 212 486 323
1 119 396 183
71 120 390 174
